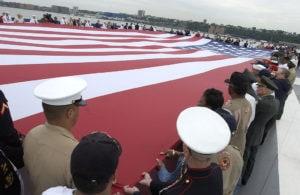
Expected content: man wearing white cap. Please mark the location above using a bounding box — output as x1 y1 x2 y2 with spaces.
23 77 87 195
124 107 230 195
60 17 66 25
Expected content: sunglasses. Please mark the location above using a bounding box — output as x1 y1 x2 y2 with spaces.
72 96 86 106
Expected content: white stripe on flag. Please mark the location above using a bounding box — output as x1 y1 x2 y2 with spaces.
0 36 211 47
0 30 194 41
0 50 218 65
0 44 181 53
1 57 251 120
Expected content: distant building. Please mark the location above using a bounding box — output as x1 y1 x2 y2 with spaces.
208 25 225 34
71 6 79 16
203 19 207 24
137 10 145 18
51 5 70 14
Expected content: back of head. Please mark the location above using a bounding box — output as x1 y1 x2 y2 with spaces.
279 68 290 79
42 103 71 122
200 88 224 110
34 77 87 125
71 132 122 194
226 72 248 96
287 61 296 69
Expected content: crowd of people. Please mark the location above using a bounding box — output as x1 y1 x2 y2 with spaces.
0 47 297 195
0 12 160 31
3 11 300 51
0 11 299 195
203 33 300 52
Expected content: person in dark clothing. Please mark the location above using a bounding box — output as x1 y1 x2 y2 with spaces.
150 88 237 186
0 150 21 195
124 107 231 195
242 76 279 185
0 90 24 195
0 90 24 169
94 20 101 28
198 88 237 132
272 68 291 119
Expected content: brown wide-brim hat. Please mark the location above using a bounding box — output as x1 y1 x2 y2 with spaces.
259 76 278 91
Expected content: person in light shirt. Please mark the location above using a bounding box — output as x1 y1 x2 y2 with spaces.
29 15 39 24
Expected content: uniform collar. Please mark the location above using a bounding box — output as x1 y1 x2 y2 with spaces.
45 122 77 142
186 163 219 178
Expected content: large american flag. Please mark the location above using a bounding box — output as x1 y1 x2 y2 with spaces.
0 24 268 188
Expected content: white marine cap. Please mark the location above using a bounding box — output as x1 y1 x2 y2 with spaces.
291 59 297 66
176 107 231 154
34 77 87 106
252 64 266 71
278 64 289 70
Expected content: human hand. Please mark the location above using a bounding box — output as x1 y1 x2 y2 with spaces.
139 172 152 187
123 185 140 194
160 149 177 158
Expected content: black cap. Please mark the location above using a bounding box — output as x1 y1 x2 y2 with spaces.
241 69 258 99
71 132 122 193
259 76 278 91
258 69 272 78
242 69 257 83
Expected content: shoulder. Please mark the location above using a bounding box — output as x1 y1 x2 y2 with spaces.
25 124 46 139
42 186 74 195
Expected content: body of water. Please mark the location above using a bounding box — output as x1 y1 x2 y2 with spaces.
0 6 172 31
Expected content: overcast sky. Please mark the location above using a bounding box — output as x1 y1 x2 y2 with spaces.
4 0 300 33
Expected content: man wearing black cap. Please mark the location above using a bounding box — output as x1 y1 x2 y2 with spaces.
242 76 279 185
224 72 252 155
43 132 122 195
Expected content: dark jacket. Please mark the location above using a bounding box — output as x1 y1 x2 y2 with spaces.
272 78 291 119
272 78 291 103
246 95 279 147
150 163 223 195
0 90 24 168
